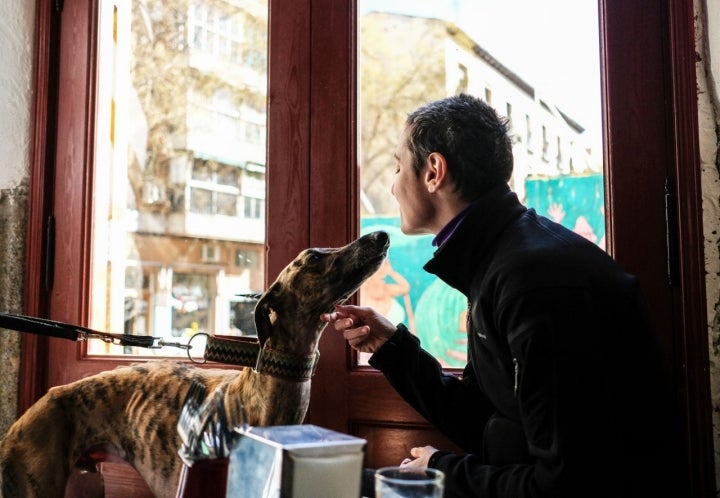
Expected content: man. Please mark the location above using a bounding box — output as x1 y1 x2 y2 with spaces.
322 94 681 497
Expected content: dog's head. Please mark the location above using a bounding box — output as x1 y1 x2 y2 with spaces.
254 231 390 349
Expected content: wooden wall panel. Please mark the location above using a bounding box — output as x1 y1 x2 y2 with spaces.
266 0 312 281
305 0 355 433
600 0 712 494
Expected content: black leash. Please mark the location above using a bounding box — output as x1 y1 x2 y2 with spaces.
0 311 215 365
0 308 318 379
0 293 263 357
0 312 157 348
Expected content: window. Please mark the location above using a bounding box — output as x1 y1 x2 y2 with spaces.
358 0 604 367
189 159 240 216
556 135 562 167
86 0 268 355
525 114 532 151
188 2 242 59
243 195 263 219
235 248 258 268
455 63 469 94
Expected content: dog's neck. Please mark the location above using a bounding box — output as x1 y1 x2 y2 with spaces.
220 319 324 427
227 355 315 427
263 309 323 358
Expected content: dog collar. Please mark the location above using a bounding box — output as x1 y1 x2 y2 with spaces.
255 346 319 382
204 335 319 381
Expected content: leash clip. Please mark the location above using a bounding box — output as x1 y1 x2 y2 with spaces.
79 330 124 346
150 338 192 350
150 333 210 364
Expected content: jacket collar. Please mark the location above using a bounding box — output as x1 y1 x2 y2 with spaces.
423 183 527 295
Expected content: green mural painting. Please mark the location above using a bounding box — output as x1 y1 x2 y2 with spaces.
360 218 468 368
525 174 605 249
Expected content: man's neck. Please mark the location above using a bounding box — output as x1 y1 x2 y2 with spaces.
432 200 475 247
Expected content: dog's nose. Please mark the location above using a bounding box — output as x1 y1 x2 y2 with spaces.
368 230 390 249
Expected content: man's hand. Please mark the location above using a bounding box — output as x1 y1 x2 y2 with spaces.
400 446 439 468
320 304 396 354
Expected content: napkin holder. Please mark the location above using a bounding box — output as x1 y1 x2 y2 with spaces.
226 424 366 498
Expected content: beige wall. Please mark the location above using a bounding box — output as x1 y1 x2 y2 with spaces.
0 0 34 441
698 0 720 490
1 0 720 490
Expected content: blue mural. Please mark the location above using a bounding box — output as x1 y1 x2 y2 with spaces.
524 174 605 249
360 218 467 367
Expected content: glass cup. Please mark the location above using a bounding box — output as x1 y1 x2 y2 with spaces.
374 466 445 498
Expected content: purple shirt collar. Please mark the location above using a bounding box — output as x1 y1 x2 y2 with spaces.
432 201 476 247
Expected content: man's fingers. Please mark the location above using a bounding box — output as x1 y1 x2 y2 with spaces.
334 304 356 312
320 311 339 322
320 310 352 324
344 325 369 342
321 306 374 351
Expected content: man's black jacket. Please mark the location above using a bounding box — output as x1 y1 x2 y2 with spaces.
369 184 682 497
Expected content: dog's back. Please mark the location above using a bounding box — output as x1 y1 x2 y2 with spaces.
1 361 236 498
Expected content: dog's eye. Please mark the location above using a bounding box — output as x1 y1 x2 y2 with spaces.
307 252 322 263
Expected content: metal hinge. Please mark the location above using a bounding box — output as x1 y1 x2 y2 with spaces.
44 215 55 292
55 0 63 13
664 178 679 286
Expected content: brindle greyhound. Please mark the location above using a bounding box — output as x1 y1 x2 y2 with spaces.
0 231 389 498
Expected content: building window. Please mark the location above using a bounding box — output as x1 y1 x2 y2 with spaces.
188 3 242 59
556 136 563 168
244 122 263 144
189 159 241 216
455 63 468 94
235 248 258 269
525 114 532 152
243 195 264 219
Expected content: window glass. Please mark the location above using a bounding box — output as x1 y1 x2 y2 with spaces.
88 0 268 356
357 0 603 367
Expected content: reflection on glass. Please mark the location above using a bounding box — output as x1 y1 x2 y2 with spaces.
89 0 268 356
357 0 603 367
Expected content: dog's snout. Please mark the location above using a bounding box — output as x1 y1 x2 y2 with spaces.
365 230 390 250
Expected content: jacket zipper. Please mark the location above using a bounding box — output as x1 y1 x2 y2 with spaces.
513 357 519 396
466 300 472 332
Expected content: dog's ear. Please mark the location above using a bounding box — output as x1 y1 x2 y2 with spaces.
254 282 280 347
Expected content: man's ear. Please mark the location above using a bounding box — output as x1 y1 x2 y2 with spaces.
424 152 449 193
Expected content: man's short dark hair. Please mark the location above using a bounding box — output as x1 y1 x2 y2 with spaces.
405 93 513 201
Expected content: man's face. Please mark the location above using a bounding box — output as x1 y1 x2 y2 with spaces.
391 126 434 235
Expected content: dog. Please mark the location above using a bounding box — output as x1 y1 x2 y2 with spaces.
0 231 389 498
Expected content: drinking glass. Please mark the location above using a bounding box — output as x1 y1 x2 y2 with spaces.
374 466 444 498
